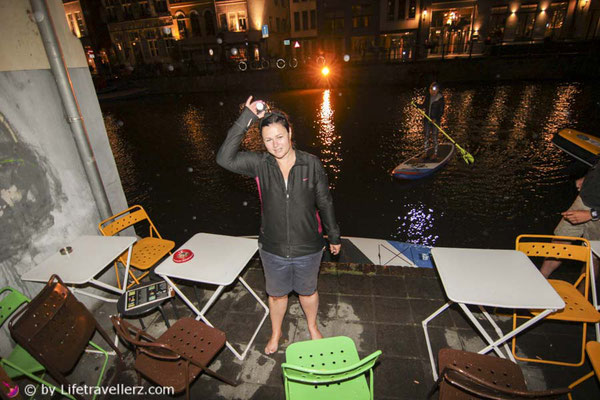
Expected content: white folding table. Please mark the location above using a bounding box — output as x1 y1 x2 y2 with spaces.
21 235 136 355
155 233 269 361
21 235 136 302
587 241 600 339
423 247 565 380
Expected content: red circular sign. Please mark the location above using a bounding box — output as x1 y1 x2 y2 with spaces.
173 249 194 263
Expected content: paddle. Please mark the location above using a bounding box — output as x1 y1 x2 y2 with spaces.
411 101 475 165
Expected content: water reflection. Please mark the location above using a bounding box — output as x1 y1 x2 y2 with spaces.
485 86 509 139
316 89 342 187
100 81 600 249
104 114 146 204
395 203 440 246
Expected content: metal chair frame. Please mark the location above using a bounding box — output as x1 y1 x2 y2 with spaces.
8 275 122 400
111 316 236 400
512 234 600 367
99 204 174 289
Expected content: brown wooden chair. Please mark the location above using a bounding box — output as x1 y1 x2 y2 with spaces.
110 316 236 400
428 348 571 399
8 275 123 400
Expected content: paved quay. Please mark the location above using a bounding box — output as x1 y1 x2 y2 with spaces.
52 258 599 399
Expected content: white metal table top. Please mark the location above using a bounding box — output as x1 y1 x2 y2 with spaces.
155 233 258 286
431 247 565 310
21 235 136 285
589 241 600 256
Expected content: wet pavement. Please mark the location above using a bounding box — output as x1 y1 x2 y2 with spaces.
19 259 600 399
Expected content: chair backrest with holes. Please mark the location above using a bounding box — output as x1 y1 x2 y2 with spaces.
282 336 381 399
0 288 29 327
516 234 590 263
8 275 95 374
99 205 150 237
516 234 591 295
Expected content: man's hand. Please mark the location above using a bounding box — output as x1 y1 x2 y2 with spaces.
561 209 592 225
245 96 266 118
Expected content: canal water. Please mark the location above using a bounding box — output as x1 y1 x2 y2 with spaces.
101 81 600 250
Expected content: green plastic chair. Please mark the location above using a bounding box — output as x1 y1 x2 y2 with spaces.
0 287 75 400
281 336 382 400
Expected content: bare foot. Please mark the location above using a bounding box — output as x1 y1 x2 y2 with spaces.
308 326 323 340
265 332 282 355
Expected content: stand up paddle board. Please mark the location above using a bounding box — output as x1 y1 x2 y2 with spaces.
392 143 455 180
552 128 600 167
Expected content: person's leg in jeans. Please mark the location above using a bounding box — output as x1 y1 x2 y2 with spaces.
294 250 324 340
424 122 432 155
260 249 293 354
541 196 587 278
432 119 439 156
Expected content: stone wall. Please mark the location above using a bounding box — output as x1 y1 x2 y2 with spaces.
0 0 129 353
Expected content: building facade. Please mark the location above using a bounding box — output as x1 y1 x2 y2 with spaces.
63 0 113 73
72 0 599 73
317 0 382 62
289 0 318 62
101 0 174 70
169 0 218 70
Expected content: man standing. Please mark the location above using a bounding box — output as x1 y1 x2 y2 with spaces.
422 82 445 159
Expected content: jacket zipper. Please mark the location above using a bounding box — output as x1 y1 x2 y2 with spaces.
285 166 294 258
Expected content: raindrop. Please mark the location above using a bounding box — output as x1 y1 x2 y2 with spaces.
219 101 224 106
192 216 197 220
117 120 124 127
167 64 174 72
338 92 342 97
243 201 248 206
231 47 239 56
187 167 194 172
343 54 350 62
162 27 172 35
217 37 223 45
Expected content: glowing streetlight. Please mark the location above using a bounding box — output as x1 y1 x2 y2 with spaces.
321 66 330 76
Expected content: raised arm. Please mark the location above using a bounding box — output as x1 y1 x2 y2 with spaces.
216 96 265 177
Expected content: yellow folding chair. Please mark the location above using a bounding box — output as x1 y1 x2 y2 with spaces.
568 341 600 399
512 234 600 367
99 205 174 289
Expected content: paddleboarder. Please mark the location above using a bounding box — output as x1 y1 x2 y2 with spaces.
420 82 445 159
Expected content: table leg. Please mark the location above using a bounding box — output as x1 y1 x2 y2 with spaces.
72 287 118 303
160 275 269 361
589 250 599 340
478 308 555 356
478 305 514 361
237 276 270 360
422 301 452 381
458 303 507 360
121 244 134 291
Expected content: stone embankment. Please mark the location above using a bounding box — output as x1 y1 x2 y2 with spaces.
134 52 599 94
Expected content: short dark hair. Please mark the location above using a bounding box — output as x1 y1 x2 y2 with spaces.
259 111 291 133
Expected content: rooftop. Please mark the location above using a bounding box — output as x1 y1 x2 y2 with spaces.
22 259 600 399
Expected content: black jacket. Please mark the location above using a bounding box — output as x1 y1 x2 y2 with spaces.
422 92 445 122
581 160 600 209
216 107 341 258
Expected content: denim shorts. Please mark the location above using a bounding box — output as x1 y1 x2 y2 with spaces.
259 249 323 297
